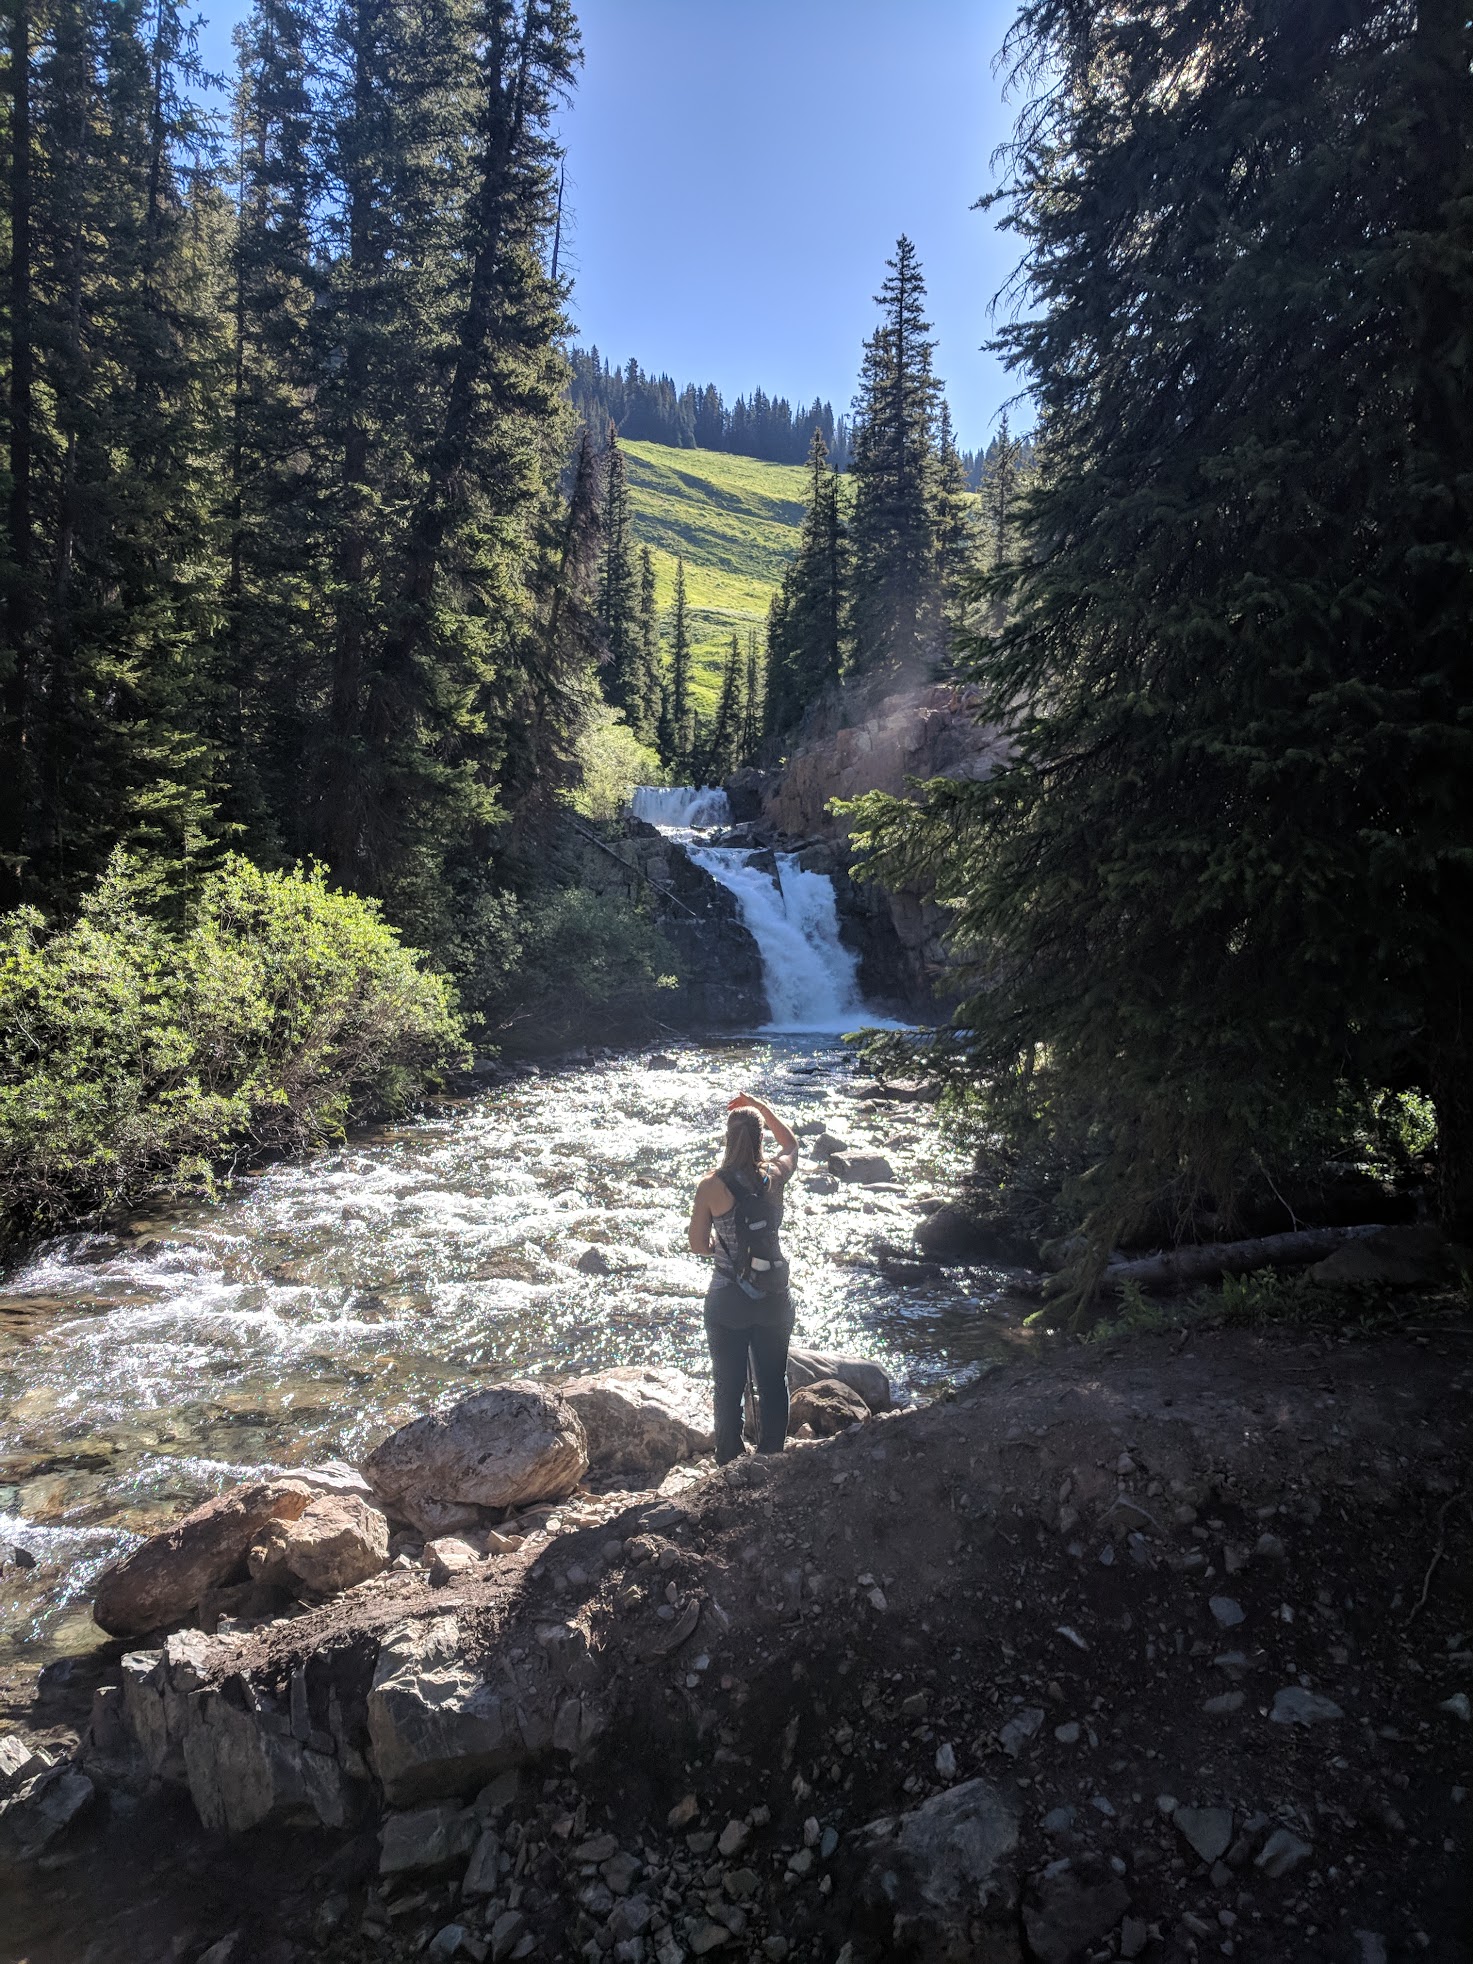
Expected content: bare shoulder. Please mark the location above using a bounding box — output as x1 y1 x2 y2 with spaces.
695 1170 732 1209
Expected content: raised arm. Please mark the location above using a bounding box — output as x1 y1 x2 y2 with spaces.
728 1092 798 1178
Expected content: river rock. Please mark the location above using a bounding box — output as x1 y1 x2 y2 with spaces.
1270 1686 1343 1726
1309 1223 1452 1288
0 1763 95 1862
93 1478 314 1638
251 1492 390 1596
0 1735 46 1797
786 1347 892 1413
810 1132 849 1158
561 1367 713 1482
379 1801 480 1876
1175 1806 1233 1863
788 1377 871 1437
831 1153 896 1185
914 1203 1025 1263
363 1382 588 1536
859 1777 1021 1960
1023 1867 1131 1964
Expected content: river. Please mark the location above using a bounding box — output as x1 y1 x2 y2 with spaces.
0 796 1028 1684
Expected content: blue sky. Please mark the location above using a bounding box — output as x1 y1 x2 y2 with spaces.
192 1 1027 450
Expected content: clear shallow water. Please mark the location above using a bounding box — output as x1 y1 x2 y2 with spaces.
0 1041 1029 1673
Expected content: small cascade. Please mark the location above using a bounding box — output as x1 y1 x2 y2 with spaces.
632 783 871 1033
631 784 732 829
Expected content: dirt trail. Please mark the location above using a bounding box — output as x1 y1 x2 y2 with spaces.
4 1322 1471 1964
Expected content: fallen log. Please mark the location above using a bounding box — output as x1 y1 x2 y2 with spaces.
1098 1223 1384 1296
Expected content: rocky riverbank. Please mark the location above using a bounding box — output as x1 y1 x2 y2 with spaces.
3 1319 1470 1964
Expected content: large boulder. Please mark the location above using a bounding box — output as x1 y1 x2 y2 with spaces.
93 1479 314 1639
249 1492 390 1596
789 1377 871 1437
831 1153 897 1185
367 1615 564 1805
858 1777 1021 1960
561 1367 713 1483
915 1202 1034 1265
363 1382 588 1537
787 1347 892 1413
1309 1224 1455 1289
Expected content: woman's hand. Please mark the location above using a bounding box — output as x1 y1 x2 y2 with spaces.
727 1092 758 1113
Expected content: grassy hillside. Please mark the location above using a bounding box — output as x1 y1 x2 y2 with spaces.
623 441 808 714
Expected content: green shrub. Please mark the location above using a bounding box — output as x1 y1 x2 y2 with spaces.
0 852 465 1234
462 883 683 1053
566 707 666 821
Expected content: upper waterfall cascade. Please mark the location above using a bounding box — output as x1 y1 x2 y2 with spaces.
631 784 732 829
633 784 870 1033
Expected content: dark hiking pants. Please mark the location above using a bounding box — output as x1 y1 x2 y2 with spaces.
703 1309 792 1463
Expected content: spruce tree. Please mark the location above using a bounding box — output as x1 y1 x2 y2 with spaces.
597 422 640 715
934 400 977 642
848 236 944 676
662 554 693 773
632 543 661 743
740 626 762 765
853 0 1473 1275
699 633 744 783
764 428 847 742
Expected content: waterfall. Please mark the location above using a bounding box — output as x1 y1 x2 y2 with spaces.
630 784 732 829
631 784 871 1033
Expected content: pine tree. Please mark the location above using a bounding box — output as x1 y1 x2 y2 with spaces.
699 633 743 783
631 543 660 743
933 400 977 642
597 422 640 714
661 554 692 772
764 428 847 742
852 0 1473 1276
848 236 943 677
740 626 762 765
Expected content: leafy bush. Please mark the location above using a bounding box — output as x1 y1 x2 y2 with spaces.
566 706 666 821
0 853 465 1234
461 883 683 1053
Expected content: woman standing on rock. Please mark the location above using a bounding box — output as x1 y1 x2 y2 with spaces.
689 1092 798 1463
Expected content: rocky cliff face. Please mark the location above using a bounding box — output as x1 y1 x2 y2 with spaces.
561 815 765 1028
736 682 1005 1008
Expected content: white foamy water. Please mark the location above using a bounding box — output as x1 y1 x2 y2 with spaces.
686 847 867 1033
631 784 732 828
0 1040 1009 1665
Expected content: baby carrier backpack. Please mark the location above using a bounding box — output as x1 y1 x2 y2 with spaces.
722 1168 791 1300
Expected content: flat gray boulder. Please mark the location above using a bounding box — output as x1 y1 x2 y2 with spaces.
560 1367 713 1483
93 1478 314 1639
860 1777 1021 1960
363 1382 587 1536
787 1346 892 1413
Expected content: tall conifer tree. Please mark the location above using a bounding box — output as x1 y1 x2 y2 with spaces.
848 236 943 676
854 0 1473 1273
597 422 640 715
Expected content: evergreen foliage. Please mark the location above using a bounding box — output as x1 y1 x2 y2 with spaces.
764 429 848 745
850 0 1473 1287
569 346 842 466
0 0 588 959
848 236 945 677
597 423 641 717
